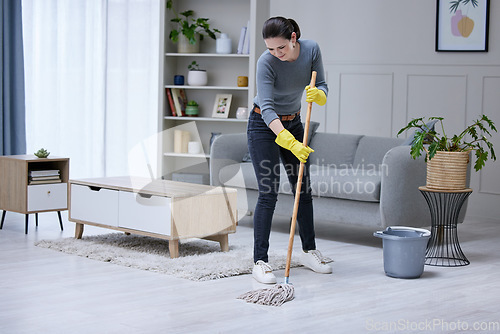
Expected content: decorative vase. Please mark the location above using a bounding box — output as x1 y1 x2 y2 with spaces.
216 33 232 54
236 107 249 119
426 151 470 191
177 34 200 53
174 75 184 85
187 70 207 86
237 76 248 87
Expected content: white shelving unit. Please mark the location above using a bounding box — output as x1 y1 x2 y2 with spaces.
159 0 270 183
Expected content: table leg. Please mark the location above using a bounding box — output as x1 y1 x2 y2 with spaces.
203 234 229 252
0 210 6 229
57 211 63 231
218 235 229 252
75 222 84 239
169 240 179 258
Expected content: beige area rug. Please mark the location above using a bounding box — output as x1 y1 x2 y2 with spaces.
35 233 301 281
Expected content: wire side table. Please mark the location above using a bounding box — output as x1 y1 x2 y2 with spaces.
418 186 472 267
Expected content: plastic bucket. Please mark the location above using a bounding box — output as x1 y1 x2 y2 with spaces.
373 226 431 279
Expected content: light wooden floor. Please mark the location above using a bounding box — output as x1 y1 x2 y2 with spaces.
1 210 499 334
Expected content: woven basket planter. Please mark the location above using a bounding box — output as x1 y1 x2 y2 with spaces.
426 151 469 191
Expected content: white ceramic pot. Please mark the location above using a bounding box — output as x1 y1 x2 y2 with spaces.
187 70 207 86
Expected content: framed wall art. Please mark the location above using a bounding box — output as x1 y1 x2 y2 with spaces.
435 0 490 52
212 94 232 118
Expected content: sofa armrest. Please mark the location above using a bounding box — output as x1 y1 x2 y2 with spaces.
210 133 248 186
379 145 431 228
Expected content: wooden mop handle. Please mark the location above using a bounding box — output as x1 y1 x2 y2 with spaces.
284 71 317 280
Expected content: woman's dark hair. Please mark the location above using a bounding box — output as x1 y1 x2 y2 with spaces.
262 16 301 40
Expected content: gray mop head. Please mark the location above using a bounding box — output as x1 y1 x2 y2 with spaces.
237 284 295 306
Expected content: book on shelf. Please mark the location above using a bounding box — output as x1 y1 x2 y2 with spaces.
30 175 61 181
237 26 247 54
29 170 61 184
29 170 60 177
242 20 250 54
29 178 62 185
166 88 177 116
171 88 187 117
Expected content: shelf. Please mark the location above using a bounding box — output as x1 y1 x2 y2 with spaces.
165 85 248 91
165 53 250 58
164 152 210 158
164 116 248 122
159 0 269 180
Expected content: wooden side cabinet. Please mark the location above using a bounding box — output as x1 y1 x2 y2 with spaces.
0 155 69 234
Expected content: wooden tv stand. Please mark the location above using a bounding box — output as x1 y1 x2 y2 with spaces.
68 176 237 258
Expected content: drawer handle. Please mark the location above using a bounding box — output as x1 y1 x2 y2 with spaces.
137 193 152 199
89 186 102 191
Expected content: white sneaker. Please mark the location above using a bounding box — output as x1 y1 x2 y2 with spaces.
252 260 277 284
300 250 333 274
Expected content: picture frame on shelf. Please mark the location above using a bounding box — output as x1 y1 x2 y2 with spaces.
435 0 490 52
212 94 232 118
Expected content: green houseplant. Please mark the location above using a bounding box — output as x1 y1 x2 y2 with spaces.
166 0 220 53
398 115 497 190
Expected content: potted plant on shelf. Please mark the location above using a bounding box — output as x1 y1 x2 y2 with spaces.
185 100 199 117
187 61 207 86
398 115 497 191
167 0 220 53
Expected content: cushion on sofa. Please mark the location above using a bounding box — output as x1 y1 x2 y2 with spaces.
309 165 381 202
309 133 362 167
218 162 293 195
352 136 403 170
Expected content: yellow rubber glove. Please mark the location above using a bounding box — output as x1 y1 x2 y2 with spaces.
305 85 327 106
275 129 314 163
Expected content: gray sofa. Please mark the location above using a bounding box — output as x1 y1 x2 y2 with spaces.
210 131 468 229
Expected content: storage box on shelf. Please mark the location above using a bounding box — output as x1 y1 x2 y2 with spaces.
159 0 269 183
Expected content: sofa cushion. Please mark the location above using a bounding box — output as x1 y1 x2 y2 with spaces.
309 133 362 167
218 162 292 195
353 136 403 170
310 165 381 202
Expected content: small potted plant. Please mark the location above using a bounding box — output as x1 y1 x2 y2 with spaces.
34 148 50 158
167 0 220 53
398 115 497 190
185 100 199 117
187 61 207 86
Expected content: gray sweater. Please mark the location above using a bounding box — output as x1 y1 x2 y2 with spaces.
253 39 328 126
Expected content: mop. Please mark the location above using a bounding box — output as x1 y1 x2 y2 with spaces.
237 71 318 306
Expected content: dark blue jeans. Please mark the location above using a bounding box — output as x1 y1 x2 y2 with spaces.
247 108 316 263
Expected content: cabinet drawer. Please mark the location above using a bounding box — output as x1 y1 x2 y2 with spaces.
118 191 171 235
27 183 68 212
70 184 119 226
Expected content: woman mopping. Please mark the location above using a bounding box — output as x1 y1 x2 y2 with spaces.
248 16 332 284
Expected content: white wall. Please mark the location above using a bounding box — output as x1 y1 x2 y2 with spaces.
270 0 500 220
